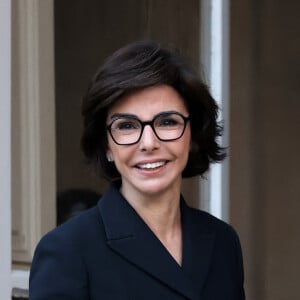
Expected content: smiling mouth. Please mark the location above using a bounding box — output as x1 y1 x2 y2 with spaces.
136 161 167 170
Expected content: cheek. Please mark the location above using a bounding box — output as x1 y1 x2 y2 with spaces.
107 142 134 168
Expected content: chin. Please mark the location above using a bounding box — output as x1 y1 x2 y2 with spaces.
136 178 180 196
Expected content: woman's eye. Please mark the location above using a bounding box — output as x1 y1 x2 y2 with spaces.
159 118 179 127
116 120 139 130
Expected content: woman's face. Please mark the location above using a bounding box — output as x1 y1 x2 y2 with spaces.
106 84 191 198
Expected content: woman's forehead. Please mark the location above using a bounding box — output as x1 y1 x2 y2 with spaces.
107 85 188 121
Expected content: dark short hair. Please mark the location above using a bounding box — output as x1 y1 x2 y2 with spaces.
81 40 226 180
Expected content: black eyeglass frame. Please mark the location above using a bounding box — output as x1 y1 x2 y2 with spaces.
106 111 190 146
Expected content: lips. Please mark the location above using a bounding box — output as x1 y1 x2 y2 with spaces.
136 161 167 170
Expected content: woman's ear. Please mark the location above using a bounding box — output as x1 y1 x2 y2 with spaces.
106 150 113 162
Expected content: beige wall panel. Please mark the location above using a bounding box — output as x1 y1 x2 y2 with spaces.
259 1 300 299
230 0 300 299
11 0 56 263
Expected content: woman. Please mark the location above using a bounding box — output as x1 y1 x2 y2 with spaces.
29 41 245 299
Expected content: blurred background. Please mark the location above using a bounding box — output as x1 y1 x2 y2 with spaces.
1 0 299 299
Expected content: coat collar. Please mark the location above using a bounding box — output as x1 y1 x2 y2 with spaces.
98 182 215 300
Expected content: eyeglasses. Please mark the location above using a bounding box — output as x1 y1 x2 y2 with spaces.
107 111 190 146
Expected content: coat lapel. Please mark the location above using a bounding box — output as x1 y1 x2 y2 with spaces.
98 184 215 299
181 200 216 296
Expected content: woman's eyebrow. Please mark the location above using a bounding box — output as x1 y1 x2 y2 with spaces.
153 110 181 118
109 110 182 121
109 113 138 120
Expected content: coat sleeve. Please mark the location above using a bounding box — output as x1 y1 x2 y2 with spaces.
229 225 246 300
29 230 89 300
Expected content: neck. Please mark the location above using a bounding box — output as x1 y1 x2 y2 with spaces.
135 192 182 239
120 180 182 236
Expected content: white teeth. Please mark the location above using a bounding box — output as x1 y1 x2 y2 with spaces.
137 161 165 169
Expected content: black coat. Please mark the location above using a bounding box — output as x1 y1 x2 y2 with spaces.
29 183 245 299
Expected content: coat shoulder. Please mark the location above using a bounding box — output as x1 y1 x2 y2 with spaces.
37 205 103 252
29 206 104 299
184 206 241 244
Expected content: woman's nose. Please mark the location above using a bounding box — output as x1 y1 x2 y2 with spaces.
138 125 160 151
